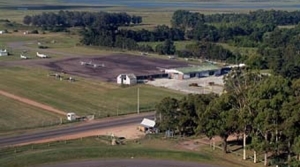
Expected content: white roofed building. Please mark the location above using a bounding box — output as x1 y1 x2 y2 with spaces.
140 118 156 128
117 74 137 85
0 49 8 56
164 64 221 80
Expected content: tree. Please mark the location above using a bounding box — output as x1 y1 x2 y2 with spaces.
171 10 204 32
250 75 291 166
281 97 300 164
155 97 179 132
224 68 262 160
155 39 176 55
178 94 216 136
200 94 238 153
23 15 32 25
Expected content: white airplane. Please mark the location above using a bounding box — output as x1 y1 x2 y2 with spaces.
80 61 87 65
36 52 48 58
20 54 29 59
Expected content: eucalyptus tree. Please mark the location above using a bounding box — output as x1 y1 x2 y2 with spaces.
155 97 179 132
250 75 291 166
280 79 300 165
223 68 262 160
293 137 300 162
178 94 216 136
199 93 238 153
177 94 197 136
281 97 300 165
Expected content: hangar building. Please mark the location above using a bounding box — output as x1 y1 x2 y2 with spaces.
117 74 137 85
165 64 226 80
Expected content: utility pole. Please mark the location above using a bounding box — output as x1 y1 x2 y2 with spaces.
137 87 140 114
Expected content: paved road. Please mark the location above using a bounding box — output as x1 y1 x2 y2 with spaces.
38 159 220 167
0 113 154 147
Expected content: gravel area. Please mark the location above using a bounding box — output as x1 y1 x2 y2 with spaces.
146 76 224 94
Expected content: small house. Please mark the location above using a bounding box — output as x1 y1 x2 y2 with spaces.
138 118 156 133
0 49 8 56
67 112 77 121
117 74 137 85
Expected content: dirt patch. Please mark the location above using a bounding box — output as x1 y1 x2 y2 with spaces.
0 90 66 116
176 135 241 151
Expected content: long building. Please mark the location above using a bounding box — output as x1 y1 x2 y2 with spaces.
165 64 229 80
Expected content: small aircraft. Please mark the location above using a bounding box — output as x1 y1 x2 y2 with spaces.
93 63 105 68
36 52 48 58
80 61 93 66
140 52 148 56
20 54 29 59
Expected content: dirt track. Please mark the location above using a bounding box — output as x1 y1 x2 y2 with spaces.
0 90 66 116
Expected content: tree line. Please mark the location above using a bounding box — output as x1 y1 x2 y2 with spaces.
171 9 300 79
246 24 300 79
171 9 300 45
204 9 300 25
177 41 237 63
23 10 142 30
79 25 185 51
156 69 300 166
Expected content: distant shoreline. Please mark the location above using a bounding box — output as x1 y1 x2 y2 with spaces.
60 0 300 10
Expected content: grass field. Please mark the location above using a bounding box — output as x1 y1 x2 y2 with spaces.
0 66 184 118
217 43 258 57
139 40 196 51
0 135 264 167
0 95 61 132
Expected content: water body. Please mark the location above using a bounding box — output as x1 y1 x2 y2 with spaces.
62 0 300 10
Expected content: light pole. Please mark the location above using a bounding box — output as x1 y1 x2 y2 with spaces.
137 87 140 114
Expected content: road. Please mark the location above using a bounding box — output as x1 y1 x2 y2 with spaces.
0 112 154 147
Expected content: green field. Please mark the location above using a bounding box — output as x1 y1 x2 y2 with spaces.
0 95 61 132
0 66 184 118
0 136 264 167
139 40 196 50
217 43 258 57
